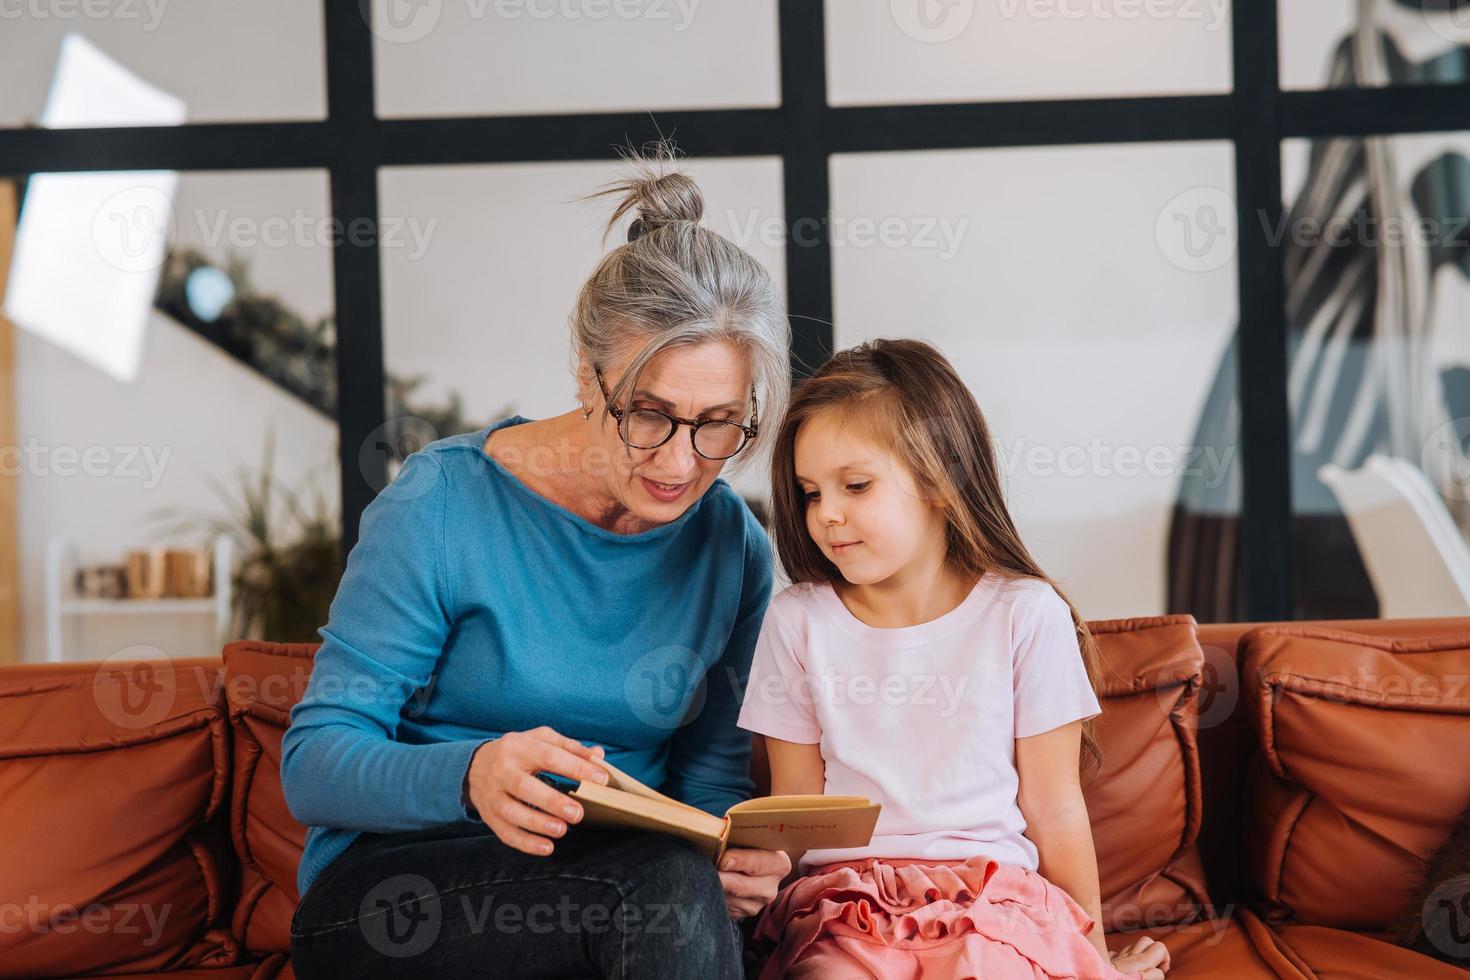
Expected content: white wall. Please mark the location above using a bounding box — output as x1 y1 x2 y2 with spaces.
14 169 338 662
826 0 1232 104
9 2 1457 657
17 313 339 662
0 1 323 125
830 142 1239 619
373 1 779 117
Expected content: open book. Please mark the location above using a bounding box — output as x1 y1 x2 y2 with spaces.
567 758 881 863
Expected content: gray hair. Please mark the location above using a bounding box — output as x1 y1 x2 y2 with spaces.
571 141 790 473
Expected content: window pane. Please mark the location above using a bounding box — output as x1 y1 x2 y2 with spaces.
377 157 785 503
831 142 1240 621
372 0 779 118
1280 0 1470 91
1282 130 1470 618
6 169 339 662
0 1 325 126
826 0 1232 106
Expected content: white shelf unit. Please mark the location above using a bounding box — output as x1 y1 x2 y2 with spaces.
44 534 233 663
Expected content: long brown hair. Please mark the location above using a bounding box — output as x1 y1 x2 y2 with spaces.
770 338 1104 773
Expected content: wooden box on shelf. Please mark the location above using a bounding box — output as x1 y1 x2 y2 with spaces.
45 535 233 663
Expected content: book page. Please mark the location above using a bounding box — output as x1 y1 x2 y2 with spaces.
572 779 727 860
729 795 873 813
589 757 711 819
725 801 881 852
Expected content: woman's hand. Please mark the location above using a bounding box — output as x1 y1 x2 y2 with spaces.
716 847 791 920
465 726 609 856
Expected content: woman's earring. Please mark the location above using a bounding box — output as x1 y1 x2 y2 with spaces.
581 404 593 421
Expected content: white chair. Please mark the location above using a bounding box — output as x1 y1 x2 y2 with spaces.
1318 455 1470 617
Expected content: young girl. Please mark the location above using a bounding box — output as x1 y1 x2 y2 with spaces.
737 339 1173 979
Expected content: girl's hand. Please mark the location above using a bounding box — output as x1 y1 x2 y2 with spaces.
1109 936 1171 978
717 847 791 920
464 726 609 856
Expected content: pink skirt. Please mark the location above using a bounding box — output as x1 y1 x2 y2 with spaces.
752 856 1145 979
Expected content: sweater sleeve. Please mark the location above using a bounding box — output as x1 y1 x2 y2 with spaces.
280 451 488 832
658 505 773 817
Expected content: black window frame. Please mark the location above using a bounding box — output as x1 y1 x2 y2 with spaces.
3 1 1468 620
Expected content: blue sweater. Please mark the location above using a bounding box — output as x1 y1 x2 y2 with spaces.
280 416 774 897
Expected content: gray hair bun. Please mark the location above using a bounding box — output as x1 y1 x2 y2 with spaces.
593 142 705 244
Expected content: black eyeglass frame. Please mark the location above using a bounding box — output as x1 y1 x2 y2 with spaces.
593 364 760 460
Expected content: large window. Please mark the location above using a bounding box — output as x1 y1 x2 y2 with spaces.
830 143 1238 619
4 0 1470 662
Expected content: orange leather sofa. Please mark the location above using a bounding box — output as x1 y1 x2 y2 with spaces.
2 613 1468 979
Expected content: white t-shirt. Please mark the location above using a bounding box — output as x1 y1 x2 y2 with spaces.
736 572 1102 872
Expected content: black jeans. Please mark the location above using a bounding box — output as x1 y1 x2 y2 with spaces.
289 820 744 979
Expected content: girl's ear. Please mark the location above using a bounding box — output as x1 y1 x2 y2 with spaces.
912 474 948 509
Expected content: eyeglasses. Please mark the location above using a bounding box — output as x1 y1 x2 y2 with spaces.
594 365 759 461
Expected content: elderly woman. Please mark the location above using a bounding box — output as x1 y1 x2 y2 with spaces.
283 149 791 978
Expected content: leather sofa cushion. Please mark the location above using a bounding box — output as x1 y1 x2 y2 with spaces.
0 656 239 977
222 641 318 956
1243 625 1470 930
1267 922 1470 979
57 966 266 980
1101 906 1470 979
1082 615 1212 929
1104 908 1299 977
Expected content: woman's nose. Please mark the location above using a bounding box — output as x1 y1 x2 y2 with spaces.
655 433 698 476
